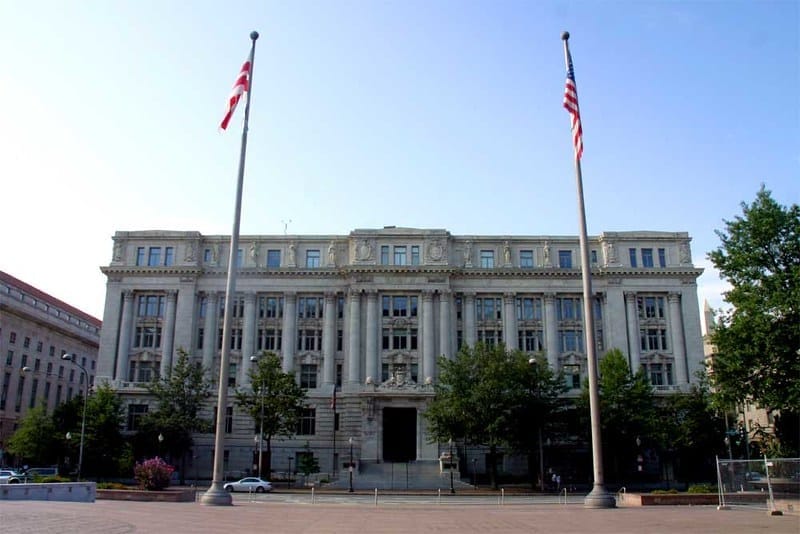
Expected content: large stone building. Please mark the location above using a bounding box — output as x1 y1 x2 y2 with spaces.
96 227 704 480
0 271 101 453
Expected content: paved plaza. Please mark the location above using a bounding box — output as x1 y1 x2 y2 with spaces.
1 499 798 534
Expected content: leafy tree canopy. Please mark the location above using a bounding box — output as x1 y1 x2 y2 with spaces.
708 186 800 413
6 405 60 466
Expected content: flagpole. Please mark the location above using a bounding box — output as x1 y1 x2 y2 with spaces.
201 30 260 506
561 31 615 509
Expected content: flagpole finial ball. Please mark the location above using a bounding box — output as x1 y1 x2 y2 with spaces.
250 31 259 40
561 31 570 41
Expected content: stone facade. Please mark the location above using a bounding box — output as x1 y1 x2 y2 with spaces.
0 271 100 448
97 227 704 479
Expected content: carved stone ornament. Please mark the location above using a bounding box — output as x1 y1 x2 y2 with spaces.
352 239 374 262
426 239 446 263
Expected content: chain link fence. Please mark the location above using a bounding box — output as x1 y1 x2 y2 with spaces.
716 456 800 512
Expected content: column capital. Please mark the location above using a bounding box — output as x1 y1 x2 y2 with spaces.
284 291 297 302
422 291 434 302
504 292 516 303
438 289 452 298
123 290 135 301
668 292 681 303
365 289 379 299
463 291 476 300
543 292 556 302
624 291 638 301
166 289 178 299
324 291 337 302
244 292 256 303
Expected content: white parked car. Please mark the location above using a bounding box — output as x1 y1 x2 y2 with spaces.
0 469 26 484
223 477 273 493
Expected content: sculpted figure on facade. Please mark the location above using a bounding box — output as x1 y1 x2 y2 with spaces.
328 241 336 266
464 240 473 267
185 241 196 262
603 240 618 266
503 241 511 265
287 242 297 267
212 243 221 264
113 241 123 262
679 241 691 265
249 242 258 263
543 241 552 267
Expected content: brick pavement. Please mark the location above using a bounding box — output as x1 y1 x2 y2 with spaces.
1 499 798 534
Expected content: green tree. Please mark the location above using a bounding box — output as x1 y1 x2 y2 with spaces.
234 351 306 479
138 348 212 484
82 384 127 478
6 405 60 467
425 343 562 488
708 186 799 453
297 441 321 480
579 348 655 482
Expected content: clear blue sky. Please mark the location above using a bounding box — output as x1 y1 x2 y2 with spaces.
1 0 797 322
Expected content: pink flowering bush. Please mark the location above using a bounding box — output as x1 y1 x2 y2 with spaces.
133 456 175 490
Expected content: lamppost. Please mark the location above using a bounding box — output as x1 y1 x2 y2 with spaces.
472 458 477 488
61 354 88 481
348 437 354 493
249 356 265 479
448 438 455 494
287 455 293 489
158 433 165 458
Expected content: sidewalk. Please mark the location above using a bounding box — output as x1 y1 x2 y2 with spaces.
1 499 798 534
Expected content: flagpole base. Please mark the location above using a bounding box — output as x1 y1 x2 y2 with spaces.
583 484 616 509
199 482 233 506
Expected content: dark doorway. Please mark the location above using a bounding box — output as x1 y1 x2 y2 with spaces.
383 407 416 462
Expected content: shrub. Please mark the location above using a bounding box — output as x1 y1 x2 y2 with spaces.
687 483 717 493
36 475 71 483
650 489 679 494
97 482 130 490
133 457 175 491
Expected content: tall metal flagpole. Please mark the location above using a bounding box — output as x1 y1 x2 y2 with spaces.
561 31 615 509
200 30 260 506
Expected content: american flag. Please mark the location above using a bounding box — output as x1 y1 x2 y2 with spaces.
219 58 251 131
562 47 583 160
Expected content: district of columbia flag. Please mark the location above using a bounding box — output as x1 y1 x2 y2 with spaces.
563 47 583 160
219 56 252 131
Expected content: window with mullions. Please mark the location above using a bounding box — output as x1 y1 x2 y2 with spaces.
455 297 462 320
257 328 282 351
164 247 175 266
637 296 666 319
148 247 161 266
647 363 673 386
560 329 584 352
136 247 146 266
629 248 637 267
558 250 572 268
306 250 321 268
516 297 542 321
381 246 389 265
267 249 281 268
225 406 234 433
476 297 502 321
658 248 666 267
297 408 316 435
133 326 162 348
300 364 317 389
477 329 502 346
382 295 418 317
204 248 212 262
563 364 581 389
640 328 668 351
218 297 245 318
259 296 283 318
394 246 407 265
137 295 165 317
297 297 323 319
641 248 654 268
381 328 418 350
217 328 243 350
36 341 43 353
337 296 345 318
297 329 322 351
518 329 543 352
411 246 420 265
556 297 582 321
520 250 534 268
480 250 494 268
127 404 149 431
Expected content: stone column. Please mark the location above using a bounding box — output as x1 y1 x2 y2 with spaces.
543 293 558 370
347 290 361 385
439 290 452 360
604 282 627 357
625 292 641 373
503 292 517 351
464 292 476 347
282 292 297 373
422 291 435 382
115 291 135 382
365 291 379 384
202 292 219 375
322 292 336 385
97 280 122 384
668 293 688 385
173 278 197 356
241 292 257 385
160 290 178 378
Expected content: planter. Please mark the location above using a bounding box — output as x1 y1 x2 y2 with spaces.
618 492 767 507
97 487 196 502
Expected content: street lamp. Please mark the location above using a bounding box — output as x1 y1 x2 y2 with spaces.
348 437 354 493
472 458 477 488
448 438 455 494
250 355 265 479
61 354 89 481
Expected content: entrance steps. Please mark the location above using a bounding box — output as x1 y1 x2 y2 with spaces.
328 460 473 491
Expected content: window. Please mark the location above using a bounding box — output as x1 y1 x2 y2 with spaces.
148 247 161 266
34 358 40 371
46 362 52 374
164 246 175 266
9 332 16 344
518 329 543 352
520 250 534 268
36 341 43 353
336 364 342 388
49 346 55 356
560 330 584 352
23 337 30 348
591 250 598 264
5 350 12 366
382 295 417 317
43 382 51 404
394 246 407 265
476 297 502 321
300 364 317 389
380 246 389 265
658 248 666 268
297 329 322 351
137 294 165 317
563 364 581 389
629 248 637 267
480 250 494 268
640 328 669 351
0 372 9 410
127 404 149 431
306 250 320 268
236 248 244 267
558 250 572 268
228 363 237 387
298 297 323 319
29 379 38 408
477 329 502 346
21 354 28 368
337 329 343 351
516 297 542 321
297 408 316 435
133 326 162 348
259 296 283 318
411 246 420 266
381 328 417 350
257 328 282 351
637 296 666 319
267 249 281 268
649 363 664 386
225 406 234 433
556 297 582 321
641 248 654 268
136 247 146 266
204 248 212 262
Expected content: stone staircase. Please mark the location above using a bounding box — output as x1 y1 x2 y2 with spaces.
327 460 473 491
